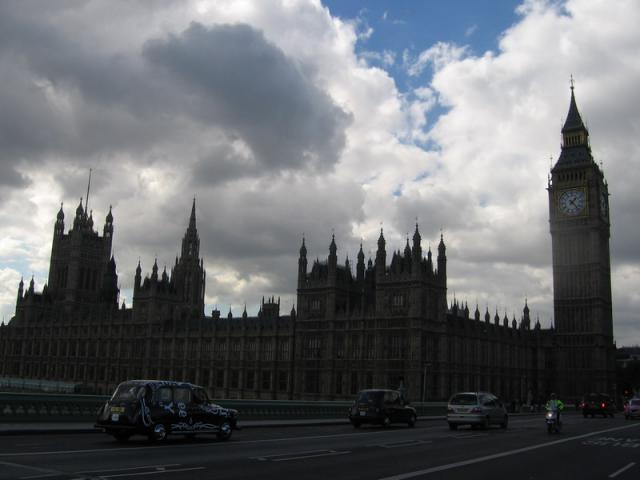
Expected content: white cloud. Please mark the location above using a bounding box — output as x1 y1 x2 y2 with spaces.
0 0 638 348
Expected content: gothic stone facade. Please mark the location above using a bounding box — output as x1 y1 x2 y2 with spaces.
0 90 613 401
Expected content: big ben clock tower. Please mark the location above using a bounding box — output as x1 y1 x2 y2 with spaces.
548 82 615 398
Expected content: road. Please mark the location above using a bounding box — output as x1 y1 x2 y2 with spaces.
1 414 639 480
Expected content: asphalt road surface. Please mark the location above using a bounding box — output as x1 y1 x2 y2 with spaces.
1 414 639 480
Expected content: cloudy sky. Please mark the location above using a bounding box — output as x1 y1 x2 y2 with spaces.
1 0 638 345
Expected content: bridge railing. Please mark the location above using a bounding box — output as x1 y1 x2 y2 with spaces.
0 392 447 423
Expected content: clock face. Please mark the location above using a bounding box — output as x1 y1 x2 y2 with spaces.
559 189 586 216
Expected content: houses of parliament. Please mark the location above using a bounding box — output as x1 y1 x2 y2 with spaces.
0 88 616 402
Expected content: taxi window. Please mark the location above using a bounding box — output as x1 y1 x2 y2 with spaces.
157 387 172 403
174 387 192 404
111 383 142 401
193 388 208 404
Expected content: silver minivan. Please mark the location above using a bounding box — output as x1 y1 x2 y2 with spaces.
447 392 508 430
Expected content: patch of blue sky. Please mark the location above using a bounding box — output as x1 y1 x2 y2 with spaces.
323 0 523 125
413 171 430 182
392 185 403 197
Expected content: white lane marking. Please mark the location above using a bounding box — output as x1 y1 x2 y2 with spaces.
271 450 351 462
99 466 206 478
75 464 181 474
379 423 640 480
451 433 487 439
375 440 433 449
609 462 636 478
251 449 350 462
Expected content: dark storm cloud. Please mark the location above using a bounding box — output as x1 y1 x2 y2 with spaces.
143 22 350 172
0 4 349 189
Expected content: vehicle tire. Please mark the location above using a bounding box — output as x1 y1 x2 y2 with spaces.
547 423 553 434
148 424 167 443
500 415 508 429
186 433 197 440
481 416 489 430
351 421 361 429
448 422 457 430
609 413 614 418
583 413 588 418
113 431 130 443
216 421 233 441
382 415 391 428
408 414 417 428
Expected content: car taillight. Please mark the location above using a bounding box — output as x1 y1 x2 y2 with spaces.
601 402 606 408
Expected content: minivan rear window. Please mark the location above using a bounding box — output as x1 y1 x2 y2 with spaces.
450 393 478 405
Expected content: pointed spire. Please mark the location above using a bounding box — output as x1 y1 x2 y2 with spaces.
57 202 64 220
106 205 113 223
76 197 84 217
562 77 586 133
377 228 385 249
299 236 307 257
329 234 337 256
189 197 197 229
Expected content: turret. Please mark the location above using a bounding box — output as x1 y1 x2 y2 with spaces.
376 229 386 279
328 234 337 267
151 259 158 282
17 278 24 305
298 237 307 287
522 299 531 330
412 223 422 267
103 206 113 239
54 203 65 237
134 260 142 291
73 198 84 230
474 304 480 321
437 233 447 283
356 243 365 282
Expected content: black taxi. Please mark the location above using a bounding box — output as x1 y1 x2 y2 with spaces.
95 380 238 442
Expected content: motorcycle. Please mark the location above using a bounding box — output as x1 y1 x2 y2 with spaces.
545 409 562 433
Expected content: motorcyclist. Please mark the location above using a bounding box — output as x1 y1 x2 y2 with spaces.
545 392 565 426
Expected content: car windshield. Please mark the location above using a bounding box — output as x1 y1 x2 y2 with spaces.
357 391 384 403
631 399 640 406
111 383 143 402
450 393 478 405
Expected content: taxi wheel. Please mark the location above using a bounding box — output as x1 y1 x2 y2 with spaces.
351 421 361 428
217 421 233 441
448 422 457 430
149 424 167 443
382 415 391 428
408 414 417 428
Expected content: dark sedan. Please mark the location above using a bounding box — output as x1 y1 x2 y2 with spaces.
349 389 417 428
